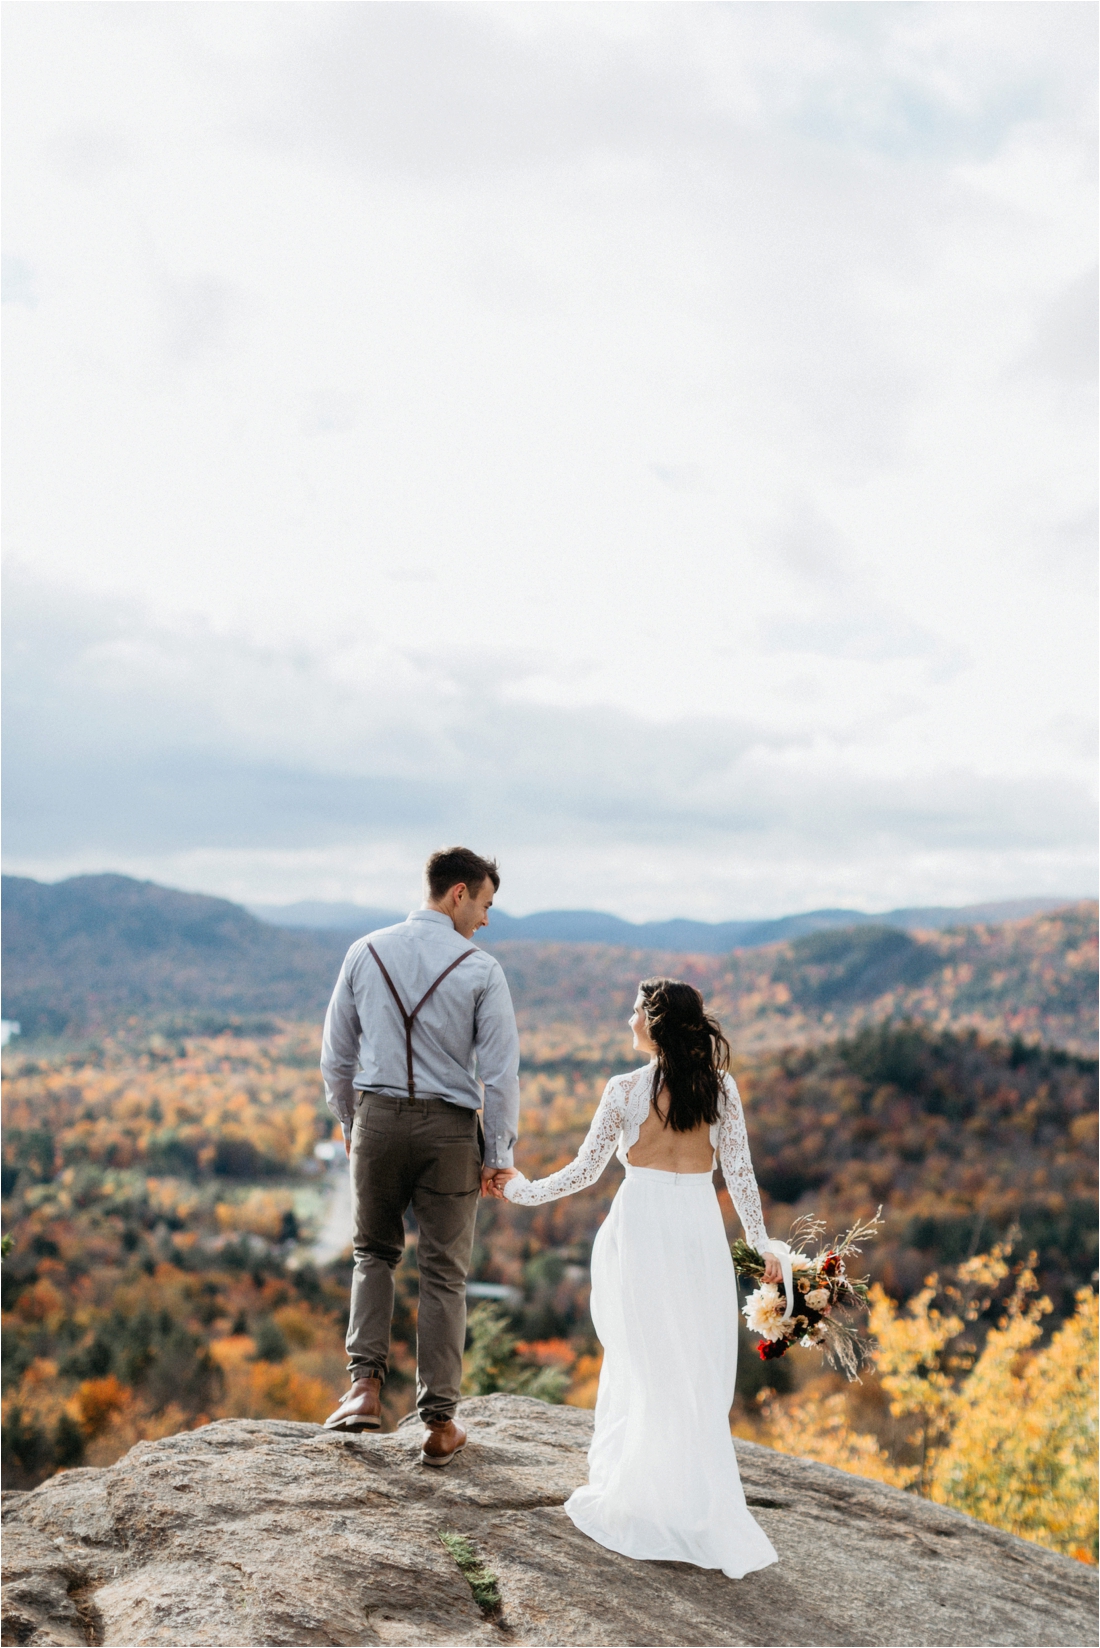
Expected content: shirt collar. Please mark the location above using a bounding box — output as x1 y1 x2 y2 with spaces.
407 908 455 929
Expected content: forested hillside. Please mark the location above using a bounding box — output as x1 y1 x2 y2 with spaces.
1 875 346 1038
3 874 1095 1055
4 874 1094 1501
489 901 1098 1059
4 1019 1094 1489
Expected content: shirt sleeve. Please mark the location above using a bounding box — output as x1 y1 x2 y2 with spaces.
503 1078 626 1205
474 960 521 1169
716 1074 769 1251
320 952 362 1142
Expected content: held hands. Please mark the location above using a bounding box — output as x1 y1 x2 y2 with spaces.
481 1166 518 1200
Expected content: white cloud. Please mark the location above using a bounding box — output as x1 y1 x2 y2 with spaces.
1020 266 1099 385
2 574 1093 917
1 3 1095 917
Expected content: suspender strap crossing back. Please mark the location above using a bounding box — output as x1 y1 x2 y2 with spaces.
367 943 477 1100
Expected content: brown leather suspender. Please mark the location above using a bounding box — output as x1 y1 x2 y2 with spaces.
367 943 477 1100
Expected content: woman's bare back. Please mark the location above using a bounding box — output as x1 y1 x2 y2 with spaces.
625 1087 715 1173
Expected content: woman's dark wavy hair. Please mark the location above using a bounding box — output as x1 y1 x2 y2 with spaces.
638 977 731 1132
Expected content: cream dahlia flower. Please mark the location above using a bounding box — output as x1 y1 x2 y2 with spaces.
742 1284 787 1342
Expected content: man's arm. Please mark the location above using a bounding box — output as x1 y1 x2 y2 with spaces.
474 962 520 1170
320 958 362 1150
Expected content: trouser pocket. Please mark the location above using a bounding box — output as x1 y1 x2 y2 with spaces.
416 1103 482 1194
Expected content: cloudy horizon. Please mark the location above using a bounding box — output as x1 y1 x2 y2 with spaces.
3 3 1096 921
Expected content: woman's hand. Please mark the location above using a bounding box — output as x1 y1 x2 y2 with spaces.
481 1167 517 1199
762 1252 782 1285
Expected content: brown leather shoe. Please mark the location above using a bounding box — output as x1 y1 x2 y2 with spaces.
420 1417 466 1467
324 1375 382 1432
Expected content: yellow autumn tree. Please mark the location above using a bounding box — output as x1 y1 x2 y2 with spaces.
868 1272 968 1495
749 1386 916 1489
930 1286 1098 1563
750 1251 1098 1564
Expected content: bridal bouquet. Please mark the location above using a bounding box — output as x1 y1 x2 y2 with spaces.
732 1210 882 1379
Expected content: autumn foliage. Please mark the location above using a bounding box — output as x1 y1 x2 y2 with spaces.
1 1029 353 1486
742 1252 1097 1563
2 995 1096 1570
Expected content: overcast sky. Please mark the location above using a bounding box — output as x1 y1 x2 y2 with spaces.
3 2 1096 920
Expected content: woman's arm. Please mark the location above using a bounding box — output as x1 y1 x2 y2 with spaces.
503 1078 627 1206
716 1075 770 1253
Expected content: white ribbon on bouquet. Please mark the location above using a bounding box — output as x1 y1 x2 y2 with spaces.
764 1239 799 1321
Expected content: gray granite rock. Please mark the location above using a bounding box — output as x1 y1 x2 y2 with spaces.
1 1394 1095 1647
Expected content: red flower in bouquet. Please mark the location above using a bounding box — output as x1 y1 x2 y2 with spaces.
758 1337 788 1361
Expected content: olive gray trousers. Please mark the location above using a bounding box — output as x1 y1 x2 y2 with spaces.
346 1091 482 1425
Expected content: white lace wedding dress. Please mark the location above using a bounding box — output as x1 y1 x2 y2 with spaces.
504 1064 778 1579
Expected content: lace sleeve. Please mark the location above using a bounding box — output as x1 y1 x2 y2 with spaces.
717 1075 769 1251
503 1078 626 1206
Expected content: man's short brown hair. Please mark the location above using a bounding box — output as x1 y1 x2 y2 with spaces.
424 846 500 901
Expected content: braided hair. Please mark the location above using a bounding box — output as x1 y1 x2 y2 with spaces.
639 977 730 1133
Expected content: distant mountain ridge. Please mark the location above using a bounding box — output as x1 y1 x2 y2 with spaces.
247 895 1077 952
1 874 347 1038
495 907 1098 1061
2 874 1095 1052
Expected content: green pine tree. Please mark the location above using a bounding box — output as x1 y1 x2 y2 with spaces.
461 1304 568 1403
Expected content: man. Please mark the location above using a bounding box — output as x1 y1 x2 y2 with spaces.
320 846 519 1466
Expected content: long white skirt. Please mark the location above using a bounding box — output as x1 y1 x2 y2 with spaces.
565 1165 778 1580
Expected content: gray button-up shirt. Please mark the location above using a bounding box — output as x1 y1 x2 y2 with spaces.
320 909 521 1168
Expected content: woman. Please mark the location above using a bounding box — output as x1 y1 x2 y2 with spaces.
501 978 782 1579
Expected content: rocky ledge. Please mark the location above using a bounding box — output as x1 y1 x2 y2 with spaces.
2 1394 1095 1648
